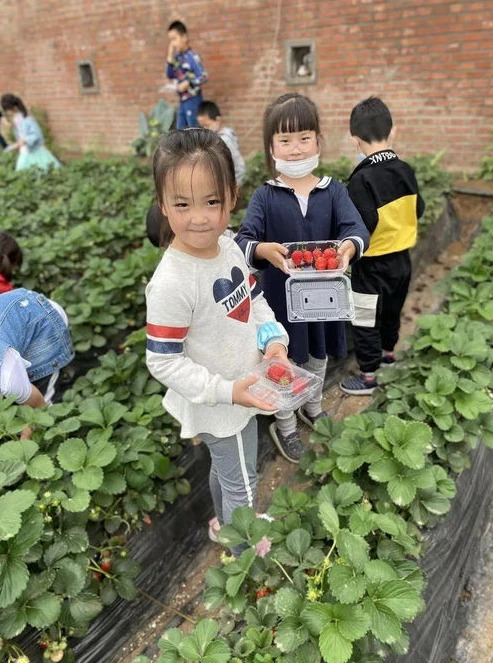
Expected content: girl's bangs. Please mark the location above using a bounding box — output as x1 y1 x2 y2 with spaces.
273 98 319 135
163 152 229 210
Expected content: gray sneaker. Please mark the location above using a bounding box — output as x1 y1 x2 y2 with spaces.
297 408 329 430
269 423 305 463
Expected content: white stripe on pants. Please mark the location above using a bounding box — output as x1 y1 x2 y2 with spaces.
199 416 258 529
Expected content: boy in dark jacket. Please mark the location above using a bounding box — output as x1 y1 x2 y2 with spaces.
340 96 425 395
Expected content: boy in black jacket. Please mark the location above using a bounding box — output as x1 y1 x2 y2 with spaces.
340 96 425 395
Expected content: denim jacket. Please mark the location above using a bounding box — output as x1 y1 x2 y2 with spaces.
0 289 73 381
14 114 44 151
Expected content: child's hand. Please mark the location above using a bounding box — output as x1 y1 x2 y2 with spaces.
255 242 290 274
177 80 190 93
232 376 278 412
337 239 356 271
167 43 176 62
264 342 288 363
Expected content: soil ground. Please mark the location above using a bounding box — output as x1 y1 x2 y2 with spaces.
116 188 493 663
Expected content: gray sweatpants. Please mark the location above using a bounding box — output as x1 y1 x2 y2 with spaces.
199 416 258 529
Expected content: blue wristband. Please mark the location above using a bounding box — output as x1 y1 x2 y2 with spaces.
257 321 286 352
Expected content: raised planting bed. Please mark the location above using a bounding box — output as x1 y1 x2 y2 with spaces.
59 197 473 663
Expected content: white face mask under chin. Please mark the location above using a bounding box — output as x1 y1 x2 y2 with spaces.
274 153 320 179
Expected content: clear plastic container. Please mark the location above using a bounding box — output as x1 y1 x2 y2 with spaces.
285 273 355 322
283 240 344 276
246 359 323 410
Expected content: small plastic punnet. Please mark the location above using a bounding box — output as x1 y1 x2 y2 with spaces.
246 359 323 410
285 274 355 323
284 240 345 276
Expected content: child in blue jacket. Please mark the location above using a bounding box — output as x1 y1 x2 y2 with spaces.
165 21 208 129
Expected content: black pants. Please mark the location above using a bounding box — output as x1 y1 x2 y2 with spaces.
351 250 412 373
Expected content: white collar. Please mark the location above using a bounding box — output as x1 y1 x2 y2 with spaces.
267 175 332 189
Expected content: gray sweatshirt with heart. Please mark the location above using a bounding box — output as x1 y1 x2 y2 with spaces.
145 235 288 438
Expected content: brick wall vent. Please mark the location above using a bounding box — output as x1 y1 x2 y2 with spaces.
285 39 316 85
77 60 99 94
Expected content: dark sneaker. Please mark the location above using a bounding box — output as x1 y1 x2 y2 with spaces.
340 374 378 396
380 353 396 367
297 408 329 430
269 423 304 463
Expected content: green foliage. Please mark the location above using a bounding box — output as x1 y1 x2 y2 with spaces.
408 152 452 229
476 143 493 180
0 357 185 648
444 215 493 321
132 99 175 157
0 155 159 353
315 156 353 184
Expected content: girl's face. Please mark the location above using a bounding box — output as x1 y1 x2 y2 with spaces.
2 108 15 120
162 162 234 259
271 129 318 161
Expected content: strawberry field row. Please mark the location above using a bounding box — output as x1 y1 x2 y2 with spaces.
133 217 493 663
0 152 455 662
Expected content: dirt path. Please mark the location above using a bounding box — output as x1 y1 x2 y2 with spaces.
116 192 492 663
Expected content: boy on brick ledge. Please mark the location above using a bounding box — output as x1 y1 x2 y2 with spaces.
165 20 208 129
340 96 425 396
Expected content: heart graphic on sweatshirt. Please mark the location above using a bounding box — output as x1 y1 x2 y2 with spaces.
213 266 250 323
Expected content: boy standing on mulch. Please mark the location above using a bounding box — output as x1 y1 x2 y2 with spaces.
340 96 425 396
165 20 208 129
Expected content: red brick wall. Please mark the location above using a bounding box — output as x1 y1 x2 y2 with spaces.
2 0 492 171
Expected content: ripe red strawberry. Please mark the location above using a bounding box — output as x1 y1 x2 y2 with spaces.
100 560 112 573
303 250 313 264
256 587 271 599
312 248 323 260
314 257 327 270
267 364 288 383
267 364 294 385
326 257 339 270
93 572 102 581
323 247 338 259
292 377 309 394
291 249 303 266
143 514 152 526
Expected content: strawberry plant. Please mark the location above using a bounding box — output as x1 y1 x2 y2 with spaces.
131 99 175 158
375 315 493 474
0 330 186 659
476 143 493 180
444 215 493 322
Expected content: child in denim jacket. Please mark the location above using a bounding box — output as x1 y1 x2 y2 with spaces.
0 234 73 410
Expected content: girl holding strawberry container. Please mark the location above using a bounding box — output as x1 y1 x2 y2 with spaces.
145 128 289 552
235 93 369 463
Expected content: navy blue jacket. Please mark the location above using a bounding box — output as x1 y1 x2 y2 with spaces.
235 177 369 364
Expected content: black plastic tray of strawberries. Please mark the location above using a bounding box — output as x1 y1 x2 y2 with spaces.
283 240 344 276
